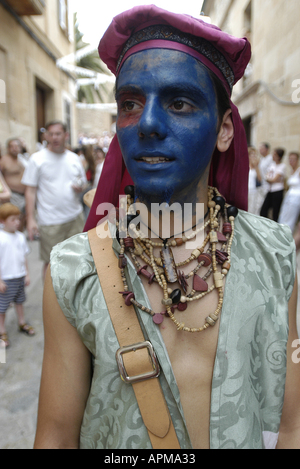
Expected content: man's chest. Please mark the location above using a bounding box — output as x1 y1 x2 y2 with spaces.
3 159 24 178
139 273 221 449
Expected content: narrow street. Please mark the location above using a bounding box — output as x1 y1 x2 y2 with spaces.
0 238 300 449
0 239 44 449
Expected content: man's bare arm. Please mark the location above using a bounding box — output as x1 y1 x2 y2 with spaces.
34 267 92 449
0 172 11 203
277 275 300 449
24 186 39 240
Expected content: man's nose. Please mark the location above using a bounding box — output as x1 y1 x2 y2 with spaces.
138 98 167 140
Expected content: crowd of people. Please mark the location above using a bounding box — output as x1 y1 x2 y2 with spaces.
248 142 300 238
0 122 111 348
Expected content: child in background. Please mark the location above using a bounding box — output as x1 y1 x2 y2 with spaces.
0 203 34 348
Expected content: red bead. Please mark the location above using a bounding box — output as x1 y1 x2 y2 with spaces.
177 302 188 312
222 223 232 235
118 254 127 268
198 253 212 266
124 237 134 249
124 292 135 306
193 274 208 292
217 231 227 243
216 250 228 264
153 313 164 325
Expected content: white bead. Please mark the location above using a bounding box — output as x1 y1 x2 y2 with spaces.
214 272 223 288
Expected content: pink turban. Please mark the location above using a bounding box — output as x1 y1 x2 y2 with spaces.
84 5 251 231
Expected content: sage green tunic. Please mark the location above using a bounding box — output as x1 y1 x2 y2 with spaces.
50 210 296 449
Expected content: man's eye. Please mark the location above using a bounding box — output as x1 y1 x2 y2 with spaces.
171 100 193 112
173 100 185 110
121 101 136 111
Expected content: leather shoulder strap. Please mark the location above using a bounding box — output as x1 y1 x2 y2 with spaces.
88 224 180 449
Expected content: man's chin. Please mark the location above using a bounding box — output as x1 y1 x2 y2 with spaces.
134 185 174 206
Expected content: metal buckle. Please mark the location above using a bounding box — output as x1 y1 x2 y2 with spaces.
116 341 160 384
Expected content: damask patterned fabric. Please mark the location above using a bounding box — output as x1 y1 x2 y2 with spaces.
50 211 296 449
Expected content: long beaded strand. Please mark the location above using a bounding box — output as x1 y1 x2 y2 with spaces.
117 187 237 333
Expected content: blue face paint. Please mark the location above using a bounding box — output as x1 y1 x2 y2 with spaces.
116 49 219 205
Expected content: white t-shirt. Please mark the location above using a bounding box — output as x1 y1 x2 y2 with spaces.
259 154 273 188
266 162 286 193
0 230 29 280
287 167 300 196
248 168 258 194
22 148 87 226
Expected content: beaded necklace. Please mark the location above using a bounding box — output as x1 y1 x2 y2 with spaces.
117 186 238 333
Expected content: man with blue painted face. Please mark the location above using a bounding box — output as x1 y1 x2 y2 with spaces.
35 6 300 450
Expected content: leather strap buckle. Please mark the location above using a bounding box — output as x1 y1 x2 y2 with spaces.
116 341 160 384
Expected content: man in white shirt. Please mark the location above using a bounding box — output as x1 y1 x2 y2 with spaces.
259 143 273 183
22 121 87 278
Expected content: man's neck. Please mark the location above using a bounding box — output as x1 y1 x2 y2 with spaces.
131 184 209 241
7 153 18 160
48 146 66 154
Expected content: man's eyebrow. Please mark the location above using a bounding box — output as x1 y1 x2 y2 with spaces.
115 85 143 100
115 83 208 102
161 83 208 101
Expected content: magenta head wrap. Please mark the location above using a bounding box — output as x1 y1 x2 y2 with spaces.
84 5 251 231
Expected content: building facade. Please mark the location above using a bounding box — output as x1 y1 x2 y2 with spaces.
203 0 300 154
0 0 77 154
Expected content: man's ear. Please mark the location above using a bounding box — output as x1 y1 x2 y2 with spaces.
216 109 234 153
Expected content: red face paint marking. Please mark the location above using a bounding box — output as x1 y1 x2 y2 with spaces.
116 90 145 128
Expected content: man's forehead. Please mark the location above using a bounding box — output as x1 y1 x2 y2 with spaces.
117 49 214 92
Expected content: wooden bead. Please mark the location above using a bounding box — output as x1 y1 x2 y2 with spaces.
206 316 217 326
213 196 225 210
227 206 238 218
162 298 173 306
171 289 182 305
193 274 209 292
222 223 232 235
175 238 184 246
118 254 127 269
191 249 201 259
210 312 219 322
214 272 223 289
153 313 164 325
222 261 231 271
210 231 218 244
125 292 135 306
178 302 188 312
198 253 212 266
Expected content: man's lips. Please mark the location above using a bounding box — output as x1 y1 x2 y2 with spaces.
138 156 171 164
135 153 174 165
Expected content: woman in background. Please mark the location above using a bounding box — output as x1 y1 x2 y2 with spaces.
260 148 286 222
278 152 300 233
